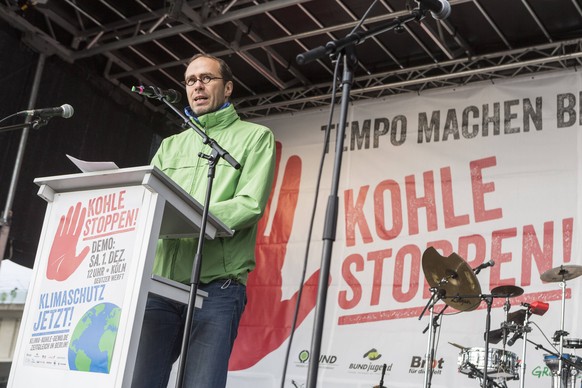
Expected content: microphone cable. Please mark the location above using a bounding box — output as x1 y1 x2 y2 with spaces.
0 112 22 125
531 321 561 354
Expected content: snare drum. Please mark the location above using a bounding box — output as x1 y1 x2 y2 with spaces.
565 338 582 349
458 347 519 379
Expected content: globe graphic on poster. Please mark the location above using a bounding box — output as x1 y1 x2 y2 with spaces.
68 302 121 373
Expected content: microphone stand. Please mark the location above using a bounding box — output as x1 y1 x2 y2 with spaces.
0 52 45 268
518 311 532 388
298 6 432 388
1 117 49 263
377 363 387 388
472 262 495 388
148 89 240 388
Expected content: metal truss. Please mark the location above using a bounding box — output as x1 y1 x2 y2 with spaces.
1 0 582 129
234 39 582 117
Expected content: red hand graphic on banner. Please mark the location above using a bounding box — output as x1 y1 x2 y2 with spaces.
229 142 324 371
46 202 90 281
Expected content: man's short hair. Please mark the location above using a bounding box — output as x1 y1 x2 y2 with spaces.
187 53 234 83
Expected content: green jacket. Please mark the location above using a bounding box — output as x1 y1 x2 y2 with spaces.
151 104 275 285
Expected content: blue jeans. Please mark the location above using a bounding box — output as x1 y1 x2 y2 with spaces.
131 279 246 388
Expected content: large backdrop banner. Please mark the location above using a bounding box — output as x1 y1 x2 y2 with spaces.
227 69 582 388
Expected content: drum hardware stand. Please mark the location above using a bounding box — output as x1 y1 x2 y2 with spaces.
419 286 448 388
518 312 532 388
481 294 495 388
554 274 568 387
553 328 574 388
420 248 486 388
501 297 511 347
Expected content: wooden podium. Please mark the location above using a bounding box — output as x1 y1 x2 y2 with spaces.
8 166 232 387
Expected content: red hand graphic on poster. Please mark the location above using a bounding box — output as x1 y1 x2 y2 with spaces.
229 142 323 370
46 202 90 281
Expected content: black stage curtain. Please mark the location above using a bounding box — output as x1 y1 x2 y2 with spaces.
0 25 168 269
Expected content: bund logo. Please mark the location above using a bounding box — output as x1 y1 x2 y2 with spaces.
296 349 338 369
348 348 392 374
298 350 309 363
363 348 382 361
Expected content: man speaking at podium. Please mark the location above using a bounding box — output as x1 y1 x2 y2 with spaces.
131 53 276 388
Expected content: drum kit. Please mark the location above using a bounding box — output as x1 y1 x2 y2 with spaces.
418 247 582 388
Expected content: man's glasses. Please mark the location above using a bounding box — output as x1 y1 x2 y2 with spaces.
182 75 223 86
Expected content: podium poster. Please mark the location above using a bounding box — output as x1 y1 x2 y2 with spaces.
10 185 146 385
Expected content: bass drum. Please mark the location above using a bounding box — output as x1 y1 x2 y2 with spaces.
458 347 519 379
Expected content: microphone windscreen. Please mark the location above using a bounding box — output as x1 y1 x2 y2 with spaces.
167 89 182 104
61 104 74 118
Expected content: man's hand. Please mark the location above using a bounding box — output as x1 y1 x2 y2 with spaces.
46 202 90 281
229 142 322 371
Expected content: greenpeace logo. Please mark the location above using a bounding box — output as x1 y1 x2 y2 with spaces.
532 366 552 378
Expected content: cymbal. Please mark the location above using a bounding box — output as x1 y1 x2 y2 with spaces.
491 285 524 298
422 247 482 311
540 264 582 282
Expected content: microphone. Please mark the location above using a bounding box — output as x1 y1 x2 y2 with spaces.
131 85 182 103
18 104 74 119
415 0 451 20
507 331 522 346
474 260 495 274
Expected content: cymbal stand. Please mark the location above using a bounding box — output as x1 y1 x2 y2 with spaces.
502 297 510 347
419 287 447 388
481 294 494 388
519 311 532 388
556 277 568 388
